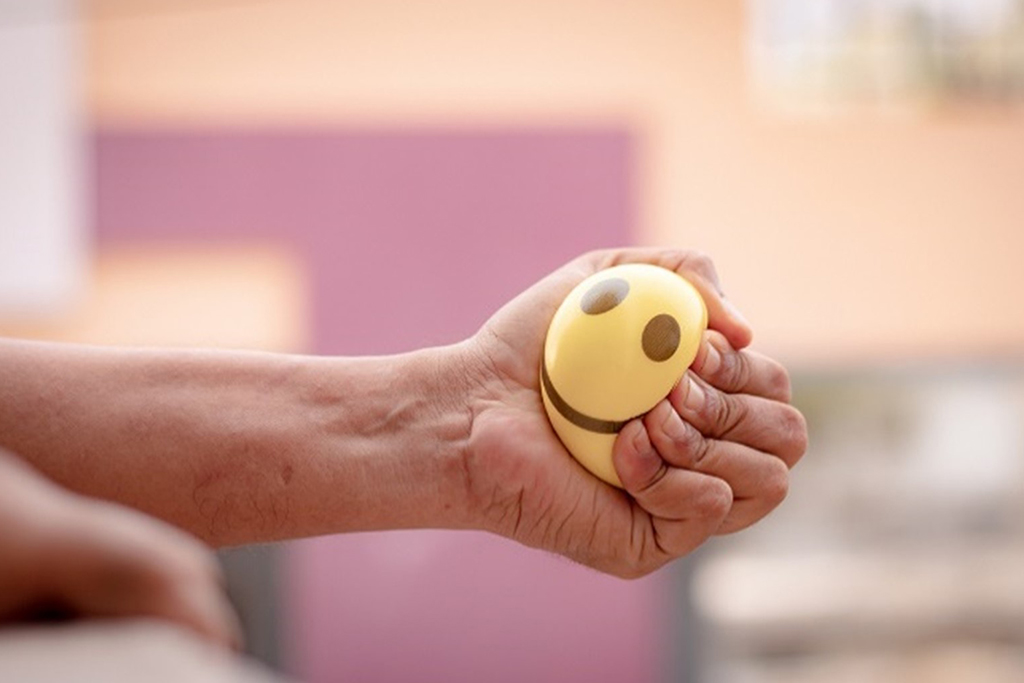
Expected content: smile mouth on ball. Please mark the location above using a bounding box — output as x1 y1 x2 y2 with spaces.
541 357 641 434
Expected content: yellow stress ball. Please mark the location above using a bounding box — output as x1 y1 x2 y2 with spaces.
541 264 708 488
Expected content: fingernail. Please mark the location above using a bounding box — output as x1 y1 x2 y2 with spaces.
630 420 652 456
723 298 750 328
661 406 686 440
702 343 721 375
631 421 664 468
683 377 705 413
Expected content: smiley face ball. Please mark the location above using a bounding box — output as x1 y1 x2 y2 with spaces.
540 264 708 487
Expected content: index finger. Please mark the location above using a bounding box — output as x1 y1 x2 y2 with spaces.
594 248 753 350
674 254 753 351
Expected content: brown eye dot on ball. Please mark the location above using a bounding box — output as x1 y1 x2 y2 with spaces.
642 314 681 362
580 277 630 315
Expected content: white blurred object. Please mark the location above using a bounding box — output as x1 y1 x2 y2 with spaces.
693 367 1024 682
748 0 1024 114
0 0 86 318
0 621 291 683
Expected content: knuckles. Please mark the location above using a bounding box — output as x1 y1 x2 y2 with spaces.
717 343 752 392
761 458 791 508
691 478 734 522
647 402 708 467
679 250 719 286
768 362 793 403
777 406 809 465
705 387 749 438
692 373 807 468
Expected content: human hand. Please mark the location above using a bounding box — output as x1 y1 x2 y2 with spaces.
0 448 242 649
460 248 807 578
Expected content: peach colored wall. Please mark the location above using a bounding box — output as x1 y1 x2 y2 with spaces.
0 246 307 352
650 4 1024 367
85 0 1024 364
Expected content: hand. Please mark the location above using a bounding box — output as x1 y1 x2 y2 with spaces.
460 248 807 578
0 448 242 649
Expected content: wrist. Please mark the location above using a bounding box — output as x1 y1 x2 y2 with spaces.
300 343 480 533
397 342 480 531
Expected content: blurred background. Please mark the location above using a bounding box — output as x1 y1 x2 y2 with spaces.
1 0 1023 681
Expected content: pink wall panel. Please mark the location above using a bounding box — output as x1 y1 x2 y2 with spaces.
95 129 662 683
95 130 634 353
291 530 663 683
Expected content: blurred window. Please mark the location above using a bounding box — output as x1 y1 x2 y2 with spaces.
748 0 1024 113
693 365 1024 683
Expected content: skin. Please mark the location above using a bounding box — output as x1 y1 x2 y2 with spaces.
0 248 807 643
462 248 806 576
0 448 242 649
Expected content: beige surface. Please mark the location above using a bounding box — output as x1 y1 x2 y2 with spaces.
694 546 1024 644
722 645 1024 683
695 547 1024 682
0 621 290 683
84 0 1024 366
0 245 308 352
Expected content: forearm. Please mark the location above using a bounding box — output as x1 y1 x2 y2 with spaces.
0 339 475 546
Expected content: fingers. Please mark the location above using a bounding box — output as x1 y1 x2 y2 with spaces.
692 330 791 402
590 248 753 350
639 399 792 535
0 451 241 649
668 374 807 468
644 399 790 504
613 420 732 559
683 277 754 353
35 499 244 651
